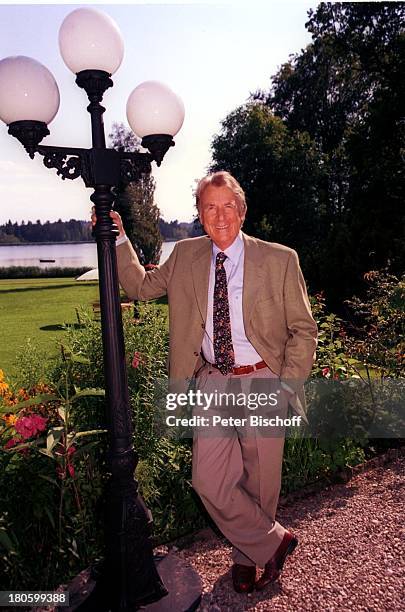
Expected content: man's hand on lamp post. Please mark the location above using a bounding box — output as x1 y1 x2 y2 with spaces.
91 207 125 239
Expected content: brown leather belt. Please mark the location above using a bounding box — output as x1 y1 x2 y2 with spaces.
212 360 268 376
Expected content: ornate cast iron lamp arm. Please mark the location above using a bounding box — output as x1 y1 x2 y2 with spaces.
36 145 88 182
34 144 155 188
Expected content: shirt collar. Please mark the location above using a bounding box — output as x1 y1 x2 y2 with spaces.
212 231 244 266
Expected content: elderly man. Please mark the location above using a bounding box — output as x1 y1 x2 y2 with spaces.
110 171 317 593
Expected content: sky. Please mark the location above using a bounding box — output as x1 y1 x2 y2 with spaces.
0 1 316 224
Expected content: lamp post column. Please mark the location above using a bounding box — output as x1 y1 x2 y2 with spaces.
0 8 186 608
79 75 168 609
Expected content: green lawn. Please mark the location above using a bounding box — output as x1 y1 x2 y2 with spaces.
0 278 100 378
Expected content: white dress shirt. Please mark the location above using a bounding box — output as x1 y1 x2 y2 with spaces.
201 232 262 366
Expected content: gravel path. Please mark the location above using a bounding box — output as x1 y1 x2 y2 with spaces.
175 456 405 611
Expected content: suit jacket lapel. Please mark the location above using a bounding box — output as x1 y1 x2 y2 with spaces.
190 232 264 326
242 232 265 328
191 237 211 322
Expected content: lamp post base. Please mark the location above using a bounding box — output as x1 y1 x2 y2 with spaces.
34 553 201 612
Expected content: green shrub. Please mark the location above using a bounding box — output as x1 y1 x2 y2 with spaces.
3 284 398 590
308 274 404 444
283 436 365 494
136 438 205 542
0 302 197 590
0 359 106 590
344 269 404 378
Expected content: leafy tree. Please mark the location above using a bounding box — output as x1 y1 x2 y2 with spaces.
268 2 404 307
212 2 404 309
115 180 162 265
267 3 405 151
108 122 162 265
210 103 325 276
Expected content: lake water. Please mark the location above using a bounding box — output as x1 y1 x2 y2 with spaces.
0 240 176 269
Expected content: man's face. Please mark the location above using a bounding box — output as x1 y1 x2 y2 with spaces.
199 185 245 251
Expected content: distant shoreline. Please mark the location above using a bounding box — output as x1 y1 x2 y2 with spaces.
0 241 95 247
0 239 179 247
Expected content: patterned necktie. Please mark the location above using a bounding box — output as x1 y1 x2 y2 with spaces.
213 252 235 375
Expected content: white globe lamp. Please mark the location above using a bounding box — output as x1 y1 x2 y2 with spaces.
0 55 60 156
0 55 59 125
59 8 124 75
126 80 185 138
126 81 184 165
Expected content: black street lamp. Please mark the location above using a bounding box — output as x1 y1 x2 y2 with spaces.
0 8 186 611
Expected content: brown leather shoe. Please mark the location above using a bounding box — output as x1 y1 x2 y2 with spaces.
255 531 298 591
232 563 256 593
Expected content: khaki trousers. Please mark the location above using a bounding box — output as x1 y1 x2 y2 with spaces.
192 363 288 568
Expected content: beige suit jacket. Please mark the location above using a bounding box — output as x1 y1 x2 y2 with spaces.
116 232 317 420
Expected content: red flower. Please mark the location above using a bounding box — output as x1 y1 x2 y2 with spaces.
131 351 142 369
4 437 19 449
14 418 33 439
322 367 330 378
15 414 48 439
4 436 29 455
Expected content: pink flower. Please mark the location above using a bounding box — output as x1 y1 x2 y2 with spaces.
15 414 48 440
31 414 48 432
14 417 33 439
4 437 19 449
131 351 142 369
4 436 28 455
322 367 330 378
